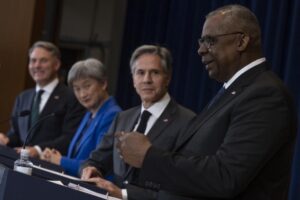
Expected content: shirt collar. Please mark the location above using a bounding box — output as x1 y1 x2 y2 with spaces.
36 78 59 94
141 93 171 118
224 57 266 89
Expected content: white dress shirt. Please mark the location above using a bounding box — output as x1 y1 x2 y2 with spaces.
223 57 266 89
34 78 59 155
122 92 171 200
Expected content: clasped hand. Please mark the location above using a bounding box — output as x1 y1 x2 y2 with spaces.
115 131 152 168
41 148 62 165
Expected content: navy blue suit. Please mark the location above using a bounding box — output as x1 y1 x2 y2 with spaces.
7 82 85 154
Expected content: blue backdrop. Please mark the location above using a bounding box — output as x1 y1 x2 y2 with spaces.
115 1 300 199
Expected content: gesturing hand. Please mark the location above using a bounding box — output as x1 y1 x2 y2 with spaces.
116 132 152 168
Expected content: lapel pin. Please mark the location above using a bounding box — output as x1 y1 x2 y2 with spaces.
54 95 60 100
163 118 169 122
231 91 236 95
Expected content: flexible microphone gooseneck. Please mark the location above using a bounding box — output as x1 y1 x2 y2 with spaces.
22 112 57 149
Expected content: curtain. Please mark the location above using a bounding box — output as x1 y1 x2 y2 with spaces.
115 1 300 199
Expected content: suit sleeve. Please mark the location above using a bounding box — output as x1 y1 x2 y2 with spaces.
140 85 295 198
126 184 158 200
80 113 119 176
7 95 22 147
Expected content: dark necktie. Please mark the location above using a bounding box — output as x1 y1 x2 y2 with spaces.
30 89 44 128
124 110 152 184
136 110 152 134
207 86 225 109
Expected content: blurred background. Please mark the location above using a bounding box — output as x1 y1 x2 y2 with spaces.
0 0 299 198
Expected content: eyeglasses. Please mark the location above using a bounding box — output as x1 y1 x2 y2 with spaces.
198 32 243 49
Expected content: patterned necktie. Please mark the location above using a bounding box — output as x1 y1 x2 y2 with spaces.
136 110 152 134
30 89 44 128
207 86 226 109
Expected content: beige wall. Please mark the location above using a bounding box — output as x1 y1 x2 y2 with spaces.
0 0 38 131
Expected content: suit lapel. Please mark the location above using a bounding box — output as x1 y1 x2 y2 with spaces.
24 90 36 132
175 63 268 151
28 84 63 142
122 108 141 179
76 116 98 154
39 83 63 117
67 113 89 157
126 108 141 131
147 100 176 142
125 101 177 181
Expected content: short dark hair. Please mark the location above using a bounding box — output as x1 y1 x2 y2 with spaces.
130 45 172 75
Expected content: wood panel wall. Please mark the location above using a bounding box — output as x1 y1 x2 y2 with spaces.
0 0 44 132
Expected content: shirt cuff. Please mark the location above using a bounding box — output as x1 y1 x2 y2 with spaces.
34 145 43 157
121 189 128 200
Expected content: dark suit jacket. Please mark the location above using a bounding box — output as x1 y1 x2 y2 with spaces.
7 82 85 154
139 63 297 200
82 99 196 200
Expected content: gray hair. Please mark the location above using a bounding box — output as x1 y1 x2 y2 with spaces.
67 58 107 86
29 41 61 59
207 4 261 47
129 45 172 75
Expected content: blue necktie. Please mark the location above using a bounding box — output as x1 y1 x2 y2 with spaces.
207 87 225 109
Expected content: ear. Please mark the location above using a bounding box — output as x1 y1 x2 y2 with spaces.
54 58 61 71
132 74 137 89
237 33 250 51
165 74 171 88
102 80 108 90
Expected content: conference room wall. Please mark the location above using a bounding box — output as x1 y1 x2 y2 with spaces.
0 0 45 131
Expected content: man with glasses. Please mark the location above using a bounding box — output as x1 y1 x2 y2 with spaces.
117 4 296 200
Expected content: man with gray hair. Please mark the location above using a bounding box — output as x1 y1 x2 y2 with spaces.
80 45 195 199
0 41 85 158
117 5 296 200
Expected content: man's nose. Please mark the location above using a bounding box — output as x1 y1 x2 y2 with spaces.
143 72 152 83
197 43 209 56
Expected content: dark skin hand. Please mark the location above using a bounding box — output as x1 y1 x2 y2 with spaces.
116 132 152 168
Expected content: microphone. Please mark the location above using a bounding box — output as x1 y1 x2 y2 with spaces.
22 111 62 149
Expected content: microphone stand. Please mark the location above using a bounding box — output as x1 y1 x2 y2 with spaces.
22 113 56 149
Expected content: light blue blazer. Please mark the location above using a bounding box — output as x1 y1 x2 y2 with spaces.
60 97 121 176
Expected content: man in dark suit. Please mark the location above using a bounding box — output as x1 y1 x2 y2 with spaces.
117 5 297 200
80 45 195 199
0 41 84 158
